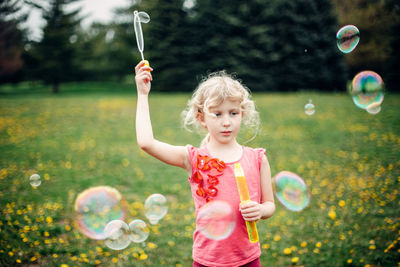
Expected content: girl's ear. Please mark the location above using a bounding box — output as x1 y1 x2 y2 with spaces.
197 111 207 129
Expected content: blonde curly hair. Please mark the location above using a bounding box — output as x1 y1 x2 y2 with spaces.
182 71 260 145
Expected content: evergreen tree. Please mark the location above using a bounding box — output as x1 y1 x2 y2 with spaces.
0 0 28 83
30 0 82 93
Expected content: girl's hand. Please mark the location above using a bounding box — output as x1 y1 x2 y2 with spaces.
135 61 153 95
239 201 262 222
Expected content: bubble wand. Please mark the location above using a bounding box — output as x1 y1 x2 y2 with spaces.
133 10 150 67
234 163 259 243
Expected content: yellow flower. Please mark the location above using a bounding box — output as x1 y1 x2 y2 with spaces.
168 241 175 247
147 242 157 249
300 241 307 247
16 259 21 263
273 235 281 242
283 248 292 255
262 244 270 249
316 242 322 248
369 245 376 250
61 264 69 267
139 253 148 260
339 200 345 207
112 257 118 263
328 210 336 220
46 217 53 224
292 257 299 263
347 259 352 264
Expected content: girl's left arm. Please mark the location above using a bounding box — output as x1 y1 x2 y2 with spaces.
259 154 275 219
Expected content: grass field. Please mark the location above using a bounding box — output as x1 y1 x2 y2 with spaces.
0 84 399 266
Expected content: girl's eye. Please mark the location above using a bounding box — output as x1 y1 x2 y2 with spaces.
214 113 221 117
231 112 239 116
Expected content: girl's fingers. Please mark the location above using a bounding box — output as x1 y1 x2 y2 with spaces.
135 61 153 74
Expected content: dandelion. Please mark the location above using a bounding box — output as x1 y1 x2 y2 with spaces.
347 259 352 264
147 242 157 249
46 217 53 224
168 241 175 247
328 210 336 220
139 253 148 260
262 244 270 249
292 257 299 263
301 241 307 247
284 248 292 255
112 257 118 263
339 200 345 207
273 235 281 242
60 264 68 267
316 242 322 248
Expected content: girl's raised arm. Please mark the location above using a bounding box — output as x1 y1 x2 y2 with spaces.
135 61 191 172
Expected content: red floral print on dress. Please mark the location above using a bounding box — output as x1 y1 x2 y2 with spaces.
193 154 226 202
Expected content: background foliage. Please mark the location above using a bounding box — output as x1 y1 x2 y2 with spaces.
0 0 399 92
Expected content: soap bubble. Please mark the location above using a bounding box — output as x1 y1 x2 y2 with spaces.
336 25 360 53
273 171 310 212
350 71 384 111
144 194 168 225
128 219 150 243
197 200 235 241
304 99 315 116
74 186 127 240
29 174 41 187
104 220 131 250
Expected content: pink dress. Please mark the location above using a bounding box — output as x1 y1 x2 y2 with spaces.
187 145 266 267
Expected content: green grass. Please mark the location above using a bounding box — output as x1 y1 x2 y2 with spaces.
0 87 399 266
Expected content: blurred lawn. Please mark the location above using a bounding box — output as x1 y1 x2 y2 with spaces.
0 87 399 266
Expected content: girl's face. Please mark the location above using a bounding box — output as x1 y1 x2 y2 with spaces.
200 99 243 145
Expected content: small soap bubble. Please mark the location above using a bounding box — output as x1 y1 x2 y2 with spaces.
350 71 384 111
29 174 41 187
128 219 150 243
336 25 360 53
144 194 168 225
273 171 310 212
74 186 127 240
104 220 131 250
197 200 235 241
304 99 315 116
366 102 381 115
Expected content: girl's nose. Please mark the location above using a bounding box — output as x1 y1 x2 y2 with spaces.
222 116 231 127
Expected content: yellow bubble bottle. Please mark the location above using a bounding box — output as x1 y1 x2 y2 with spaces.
234 163 259 243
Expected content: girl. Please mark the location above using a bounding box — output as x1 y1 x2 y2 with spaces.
135 61 275 267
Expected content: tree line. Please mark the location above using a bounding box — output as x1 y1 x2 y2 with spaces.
1 0 399 93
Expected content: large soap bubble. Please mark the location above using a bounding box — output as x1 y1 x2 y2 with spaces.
336 25 360 53
273 171 310 212
350 71 384 112
144 194 168 225
197 200 235 241
74 186 127 240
